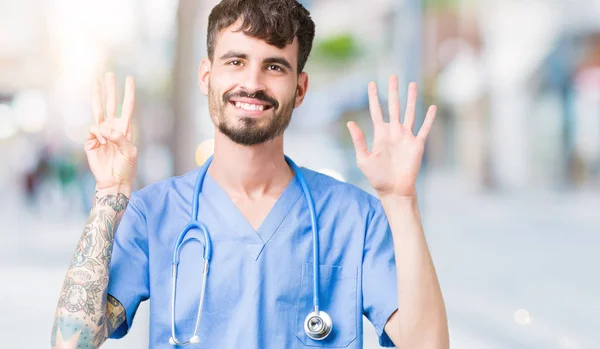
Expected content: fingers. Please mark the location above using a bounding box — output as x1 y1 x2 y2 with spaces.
404 82 418 132
121 76 135 140
347 121 369 161
92 78 104 124
417 105 437 141
89 125 106 144
388 75 401 123
367 82 384 125
85 123 137 157
92 73 134 138
99 126 137 157
105 72 117 120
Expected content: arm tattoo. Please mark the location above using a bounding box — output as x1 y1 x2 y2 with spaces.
57 275 105 315
94 192 129 213
52 191 130 348
106 294 127 336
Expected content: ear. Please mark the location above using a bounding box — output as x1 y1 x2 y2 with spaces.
198 58 211 96
294 72 309 108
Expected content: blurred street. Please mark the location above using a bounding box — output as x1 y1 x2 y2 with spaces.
1 173 598 349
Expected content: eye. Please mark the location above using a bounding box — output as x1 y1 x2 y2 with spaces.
268 65 284 72
228 60 243 67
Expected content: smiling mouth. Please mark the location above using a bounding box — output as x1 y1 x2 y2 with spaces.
230 101 273 112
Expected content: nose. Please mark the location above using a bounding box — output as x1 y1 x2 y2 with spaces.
240 65 266 93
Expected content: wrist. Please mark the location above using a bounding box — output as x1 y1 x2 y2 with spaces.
95 184 132 199
379 194 420 220
375 184 417 200
378 193 418 206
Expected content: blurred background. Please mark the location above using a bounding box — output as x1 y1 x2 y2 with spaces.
1 0 599 348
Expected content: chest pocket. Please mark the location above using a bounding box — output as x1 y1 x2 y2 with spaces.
296 263 358 347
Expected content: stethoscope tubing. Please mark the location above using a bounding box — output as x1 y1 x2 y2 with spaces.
286 158 321 313
170 155 328 345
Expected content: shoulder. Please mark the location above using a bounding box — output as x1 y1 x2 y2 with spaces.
129 167 201 212
300 167 382 217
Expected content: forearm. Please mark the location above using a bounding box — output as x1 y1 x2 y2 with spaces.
51 187 130 349
380 195 449 348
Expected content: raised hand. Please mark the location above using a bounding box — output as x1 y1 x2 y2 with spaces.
347 75 436 198
85 73 138 190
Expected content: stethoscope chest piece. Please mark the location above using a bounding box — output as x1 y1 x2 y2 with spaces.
304 310 332 340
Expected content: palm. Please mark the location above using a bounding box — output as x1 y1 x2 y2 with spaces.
348 76 436 197
84 73 137 189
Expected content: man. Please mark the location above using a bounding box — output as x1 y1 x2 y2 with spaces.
51 0 449 348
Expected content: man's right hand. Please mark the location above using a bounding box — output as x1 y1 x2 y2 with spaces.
85 72 138 190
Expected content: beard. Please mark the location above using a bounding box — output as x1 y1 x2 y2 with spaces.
208 84 296 146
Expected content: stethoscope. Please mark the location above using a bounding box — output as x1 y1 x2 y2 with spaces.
169 155 332 346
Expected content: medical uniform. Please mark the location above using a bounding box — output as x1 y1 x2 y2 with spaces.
107 160 399 348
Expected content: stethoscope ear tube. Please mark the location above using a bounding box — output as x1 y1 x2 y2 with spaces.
170 257 210 346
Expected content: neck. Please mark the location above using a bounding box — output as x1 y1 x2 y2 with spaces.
208 131 294 199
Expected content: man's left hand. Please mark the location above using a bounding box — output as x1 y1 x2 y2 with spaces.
347 75 436 199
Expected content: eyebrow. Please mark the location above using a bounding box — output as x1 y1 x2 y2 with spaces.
218 51 294 72
219 51 248 61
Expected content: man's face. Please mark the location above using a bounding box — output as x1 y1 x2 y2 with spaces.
200 20 308 146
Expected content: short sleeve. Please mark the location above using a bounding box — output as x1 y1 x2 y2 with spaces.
362 201 398 347
107 194 150 339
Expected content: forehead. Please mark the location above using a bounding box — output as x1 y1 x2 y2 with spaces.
213 21 299 67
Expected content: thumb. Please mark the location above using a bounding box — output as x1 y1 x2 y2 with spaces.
347 121 369 161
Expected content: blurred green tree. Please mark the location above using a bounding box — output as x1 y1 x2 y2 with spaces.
312 33 362 64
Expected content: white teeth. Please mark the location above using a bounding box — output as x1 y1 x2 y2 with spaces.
234 102 265 111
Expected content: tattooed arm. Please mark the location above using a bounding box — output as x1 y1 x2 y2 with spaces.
52 73 138 348
51 188 130 349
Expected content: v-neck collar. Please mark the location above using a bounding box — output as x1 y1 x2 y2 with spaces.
201 167 316 260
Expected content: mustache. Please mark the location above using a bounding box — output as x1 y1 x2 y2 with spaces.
223 90 279 109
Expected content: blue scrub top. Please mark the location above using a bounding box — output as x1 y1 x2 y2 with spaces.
107 161 398 348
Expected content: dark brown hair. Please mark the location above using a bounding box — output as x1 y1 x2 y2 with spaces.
207 0 316 73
